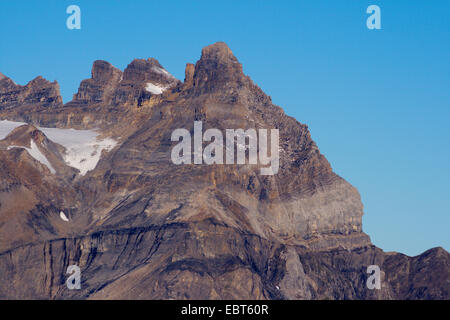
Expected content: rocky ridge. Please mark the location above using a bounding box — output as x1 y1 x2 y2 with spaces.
0 75 62 111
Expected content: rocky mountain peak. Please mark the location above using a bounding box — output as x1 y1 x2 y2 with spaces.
0 73 18 93
91 60 122 83
192 42 245 93
200 42 237 63
68 60 123 106
64 57 180 109
0 75 62 110
123 58 174 83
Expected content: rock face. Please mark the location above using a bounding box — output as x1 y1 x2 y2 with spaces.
112 58 179 106
0 42 448 300
0 75 62 110
70 60 123 106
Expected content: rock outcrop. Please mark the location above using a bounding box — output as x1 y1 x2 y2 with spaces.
69 60 123 106
0 42 448 300
112 57 180 106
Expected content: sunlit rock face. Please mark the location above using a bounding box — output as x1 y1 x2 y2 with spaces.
0 43 447 300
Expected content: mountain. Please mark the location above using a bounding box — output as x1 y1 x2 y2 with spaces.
0 42 448 300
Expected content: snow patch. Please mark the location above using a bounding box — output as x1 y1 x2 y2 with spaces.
145 82 167 95
40 127 117 176
8 140 56 174
60 211 69 222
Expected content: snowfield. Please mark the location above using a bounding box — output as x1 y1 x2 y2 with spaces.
145 82 167 95
0 120 117 175
41 127 117 175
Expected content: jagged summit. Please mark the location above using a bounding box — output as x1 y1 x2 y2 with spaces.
1 42 243 115
0 73 18 93
90 60 122 82
122 58 178 92
123 57 174 82
65 57 179 108
192 42 245 93
70 60 122 105
0 74 62 110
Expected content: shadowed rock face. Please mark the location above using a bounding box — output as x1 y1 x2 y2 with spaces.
0 42 448 300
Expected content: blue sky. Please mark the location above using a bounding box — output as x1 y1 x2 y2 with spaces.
0 0 448 256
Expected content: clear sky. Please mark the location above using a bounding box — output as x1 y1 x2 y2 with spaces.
0 0 448 256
